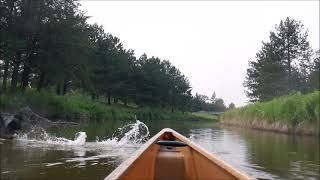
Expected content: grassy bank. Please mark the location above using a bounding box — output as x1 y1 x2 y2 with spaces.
192 112 219 121
222 91 320 136
0 89 215 122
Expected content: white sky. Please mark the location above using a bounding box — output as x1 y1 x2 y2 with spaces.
80 1 319 107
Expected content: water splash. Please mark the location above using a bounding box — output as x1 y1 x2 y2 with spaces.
15 120 149 147
98 120 149 146
13 120 150 166
16 126 87 146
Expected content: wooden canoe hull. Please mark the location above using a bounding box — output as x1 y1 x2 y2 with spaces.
105 128 254 180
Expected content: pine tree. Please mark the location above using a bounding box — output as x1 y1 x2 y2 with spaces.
244 42 287 101
270 17 313 93
245 17 314 101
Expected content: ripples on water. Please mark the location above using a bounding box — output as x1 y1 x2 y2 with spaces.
1 120 149 179
20 120 149 162
0 120 319 180
187 127 319 180
188 128 279 180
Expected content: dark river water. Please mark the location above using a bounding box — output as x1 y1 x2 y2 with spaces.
0 120 319 180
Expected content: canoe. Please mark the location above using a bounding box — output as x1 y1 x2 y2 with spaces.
105 128 254 180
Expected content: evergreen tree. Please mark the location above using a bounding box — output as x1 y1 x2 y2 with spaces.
228 102 235 109
270 17 313 93
0 0 226 113
244 42 287 101
245 17 314 101
308 50 320 91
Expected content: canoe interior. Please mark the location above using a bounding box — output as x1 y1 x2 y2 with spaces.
106 128 253 180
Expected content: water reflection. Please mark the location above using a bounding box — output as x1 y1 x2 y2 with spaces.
1 120 319 180
188 128 278 179
222 126 320 180
0 121 149 180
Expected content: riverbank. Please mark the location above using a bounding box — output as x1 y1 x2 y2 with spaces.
0 90 216 123
222 91 320 136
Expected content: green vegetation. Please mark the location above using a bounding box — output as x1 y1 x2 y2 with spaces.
189 92 228 112
222 91 320 135
0 89 214 122
192 112 219 121
227 17 320 135
0 0 230 113
244 17 319 102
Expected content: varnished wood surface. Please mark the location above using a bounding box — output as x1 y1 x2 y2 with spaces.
105 128 255 180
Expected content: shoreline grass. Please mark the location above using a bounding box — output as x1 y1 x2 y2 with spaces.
222 91 320 136
192 112 219 121
0 89 214 122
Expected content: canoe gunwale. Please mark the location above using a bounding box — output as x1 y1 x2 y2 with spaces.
169 129 255 180
104 128 255 180
104 128 166 180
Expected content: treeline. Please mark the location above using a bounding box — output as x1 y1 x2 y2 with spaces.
244 17 319 102
0 0 229 112
190 92 234 112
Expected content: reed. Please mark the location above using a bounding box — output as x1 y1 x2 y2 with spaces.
222 91 320 135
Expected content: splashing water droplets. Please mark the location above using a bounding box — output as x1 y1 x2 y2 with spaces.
9 120 150 170
15 120 149 147
98 120 150 146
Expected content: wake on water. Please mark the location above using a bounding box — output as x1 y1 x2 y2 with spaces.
14 120 150 166
16 120 149 146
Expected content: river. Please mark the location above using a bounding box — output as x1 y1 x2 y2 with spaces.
0 120 319 180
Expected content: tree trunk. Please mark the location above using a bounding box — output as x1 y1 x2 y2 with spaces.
21 59 31 91
124 98 128 106
91 93 96 100
56 83 61 95
37 71 45 92
113 97 118 104
107 90 111 105
287 38 291 93
288 59 291 93
10 52 21 92
2 59 9 91
62 80 68 95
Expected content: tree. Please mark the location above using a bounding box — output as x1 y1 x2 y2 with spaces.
244 42 287 101
190 93 209 111
308 50 320 91
213 98 226 112
133 54 192 110
210 92 216 103
0 0 92 93
228 102 235 109
270 17 313 93
0 0 26 92
245 17 314 102
0 0 222 115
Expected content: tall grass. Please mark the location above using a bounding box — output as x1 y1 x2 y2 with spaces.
222 91 320 135
0 89 209 122
192 112 219 121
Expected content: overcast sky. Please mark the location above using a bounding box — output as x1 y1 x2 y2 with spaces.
80 1 319 107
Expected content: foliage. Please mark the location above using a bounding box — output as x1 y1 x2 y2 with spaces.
244 17 318 102
223 91 320 132
228 102 235 109
0 0 228 113
189 92 228 112
192 112 219 121
0 90 213 122
308 50 320 91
